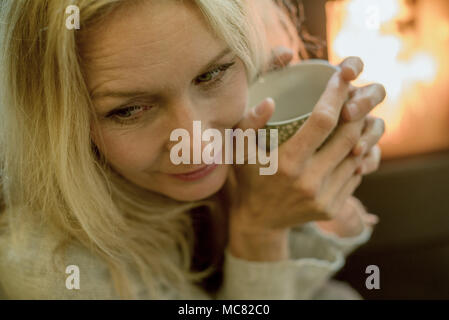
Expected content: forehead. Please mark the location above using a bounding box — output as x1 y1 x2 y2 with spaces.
80 0 225 95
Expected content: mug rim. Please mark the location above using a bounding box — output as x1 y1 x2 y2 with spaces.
262 59 339 126
266 112 311 126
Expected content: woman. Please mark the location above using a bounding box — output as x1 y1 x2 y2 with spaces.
0 0 386 299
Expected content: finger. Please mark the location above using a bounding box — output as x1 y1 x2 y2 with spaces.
318 154 363 207
363 213 379 226
268 46 294 72
310 118 365 180
349 197 379 226
338 56 364 82
331 174 363 216
236 98 275 132
347 195 365 209
342 83 387 122
348 197 379 227
284 69 350 157
359 145 382 175
336 84 357 125
352 117 385 156
233 98 275 163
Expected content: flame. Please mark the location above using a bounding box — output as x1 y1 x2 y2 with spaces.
326 0 440 155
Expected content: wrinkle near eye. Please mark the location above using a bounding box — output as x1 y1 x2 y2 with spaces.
80 1 238 125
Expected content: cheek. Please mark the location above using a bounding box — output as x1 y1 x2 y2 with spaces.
92 126 162 172
216 69 249 127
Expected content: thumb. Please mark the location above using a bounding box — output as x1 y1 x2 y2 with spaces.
235 98 275 132
232 98 275 164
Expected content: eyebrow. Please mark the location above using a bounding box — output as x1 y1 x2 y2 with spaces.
91 47 233 100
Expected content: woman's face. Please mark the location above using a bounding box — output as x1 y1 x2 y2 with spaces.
82 0 248 201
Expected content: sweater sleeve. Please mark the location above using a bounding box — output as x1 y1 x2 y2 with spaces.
301 222 373 257
214 225 347 300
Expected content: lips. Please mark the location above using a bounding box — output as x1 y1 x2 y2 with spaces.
169 163 219 182
168 150 223 181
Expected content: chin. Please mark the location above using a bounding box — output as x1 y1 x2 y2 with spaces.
162 164 229 202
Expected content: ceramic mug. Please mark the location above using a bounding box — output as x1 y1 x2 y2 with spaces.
248 59 340 149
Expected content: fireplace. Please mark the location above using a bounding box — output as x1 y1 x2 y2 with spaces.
301 0 449 299
326 0 449 159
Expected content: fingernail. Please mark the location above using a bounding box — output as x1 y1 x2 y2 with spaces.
359 141 367 155
349 65 358 78
368 214 379 225
353 141 366 156
266 97 275 106
254 98 273 116
341 65 357 81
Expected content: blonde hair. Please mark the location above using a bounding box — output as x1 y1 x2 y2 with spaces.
0 0 267 299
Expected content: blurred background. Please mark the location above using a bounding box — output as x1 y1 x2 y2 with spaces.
300 0 449 299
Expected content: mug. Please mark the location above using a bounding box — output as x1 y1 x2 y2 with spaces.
248 59 339 149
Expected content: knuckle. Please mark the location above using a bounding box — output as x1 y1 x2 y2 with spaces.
341 156 359 175
325 72 346 93
278 162 293 178
342 130 360 149
355 96 372 112
278 158 299 178
297 179 320 199
311 109 337 132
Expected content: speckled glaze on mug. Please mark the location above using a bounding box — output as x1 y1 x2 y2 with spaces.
249 60 339 149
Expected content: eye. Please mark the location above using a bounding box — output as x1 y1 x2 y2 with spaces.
194 62 236 85
196 69 221 83
115 106 143 118
107 105 153 123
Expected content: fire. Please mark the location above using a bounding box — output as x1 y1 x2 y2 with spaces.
326 0 449 158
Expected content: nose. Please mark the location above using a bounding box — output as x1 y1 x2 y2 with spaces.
164 98 212 163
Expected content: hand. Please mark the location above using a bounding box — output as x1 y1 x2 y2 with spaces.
343 77 386 176
315 196 379 238
264 47 386 174
226 57 385 261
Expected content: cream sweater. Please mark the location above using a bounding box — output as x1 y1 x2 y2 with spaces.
0 219 371 300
